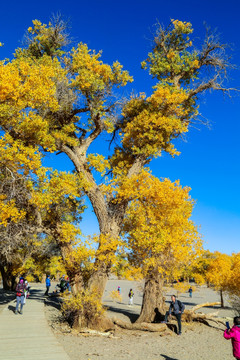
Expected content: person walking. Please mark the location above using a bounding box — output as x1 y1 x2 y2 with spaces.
188 286 193 298
15 278 27 314
128 288 134 305
45 275 51 296
164 295 185 335
23 280 30 304
224 316 240 360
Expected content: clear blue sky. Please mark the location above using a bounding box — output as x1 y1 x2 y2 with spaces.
1 0 239 254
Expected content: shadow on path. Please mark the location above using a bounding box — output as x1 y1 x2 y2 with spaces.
0 289 15 306
106 305 139 323
27 288 45 302
44 295 62 310
160 355 179 360
8 304 16 314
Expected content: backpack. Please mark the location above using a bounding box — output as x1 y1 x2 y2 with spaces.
177 300 185 312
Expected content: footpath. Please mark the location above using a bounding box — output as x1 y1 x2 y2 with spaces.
0 286 70 360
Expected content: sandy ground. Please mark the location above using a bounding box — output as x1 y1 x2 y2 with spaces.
43 279 236 360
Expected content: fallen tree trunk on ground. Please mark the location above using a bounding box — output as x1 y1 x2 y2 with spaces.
182 301 227 326
111 301 227 333
189 302 221 313
112 317 168 332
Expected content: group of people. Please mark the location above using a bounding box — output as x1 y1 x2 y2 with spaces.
45 274 71 296
15 277 30 315
13 276 240 359
163 292 240 360
117 286 134 306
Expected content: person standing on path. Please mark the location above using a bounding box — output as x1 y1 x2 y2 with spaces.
164 295 185 335
128 288 134 305
45 275 51 296
224 316 240 360
15 279 27 314
188 286 193 298
23 280 30 304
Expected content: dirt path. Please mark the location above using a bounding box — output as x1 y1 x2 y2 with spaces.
44 280 235 360
0 285 70 360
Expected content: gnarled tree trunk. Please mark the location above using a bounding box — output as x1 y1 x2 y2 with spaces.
136 273 167 323
0 263 16 291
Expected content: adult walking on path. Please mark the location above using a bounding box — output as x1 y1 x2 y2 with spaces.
45 275 51 296
0 285 70 360
15 278 27 315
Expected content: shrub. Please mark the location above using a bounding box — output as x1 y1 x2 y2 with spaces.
61 288 105 328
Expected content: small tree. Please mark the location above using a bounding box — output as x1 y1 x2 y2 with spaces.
122 171 202 322
206 252 232 307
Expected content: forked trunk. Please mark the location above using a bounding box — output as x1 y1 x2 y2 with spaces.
136 274 166 323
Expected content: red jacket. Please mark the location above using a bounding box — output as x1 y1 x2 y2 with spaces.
224 326 240 359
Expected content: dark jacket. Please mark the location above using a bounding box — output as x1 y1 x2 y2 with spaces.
169 300 185 315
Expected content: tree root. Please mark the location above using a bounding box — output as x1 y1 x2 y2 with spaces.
182 302 227 327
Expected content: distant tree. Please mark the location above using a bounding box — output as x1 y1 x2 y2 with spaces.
206 252 232 307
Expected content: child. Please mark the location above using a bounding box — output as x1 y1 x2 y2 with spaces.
224 316 240 359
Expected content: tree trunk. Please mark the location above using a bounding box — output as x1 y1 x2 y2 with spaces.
88 217 121 298
56 239 84 294
0 264 16 291
136 274 166 323
220 289 224 307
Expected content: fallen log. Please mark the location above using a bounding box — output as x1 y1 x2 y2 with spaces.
182 301 227 327
78 328 116 337
189 302 221 312
112 317 168 332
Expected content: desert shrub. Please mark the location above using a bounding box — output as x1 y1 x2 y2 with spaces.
110 290 122 303
61 288 105 328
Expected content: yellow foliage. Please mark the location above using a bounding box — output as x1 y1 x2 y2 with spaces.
62 288 105 325
193 273 205 285
0 197 26 226
70 43 133 93
87 154 110 175
173 282 190 296
206 252 232 291
110 290 122 303
122 170 203 279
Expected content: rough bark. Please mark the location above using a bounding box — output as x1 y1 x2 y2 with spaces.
56 239 84 294
112 317 168 332
0 264 16 291
136 274 167 323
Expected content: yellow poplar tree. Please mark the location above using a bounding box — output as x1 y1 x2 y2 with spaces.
122 170 202 321
206 252 232 307
0 17 234 325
